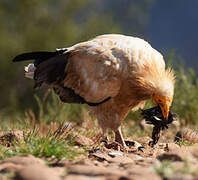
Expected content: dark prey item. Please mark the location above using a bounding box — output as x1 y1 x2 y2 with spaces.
141 106 177 147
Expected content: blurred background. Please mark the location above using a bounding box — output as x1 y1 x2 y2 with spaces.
0 0 198 126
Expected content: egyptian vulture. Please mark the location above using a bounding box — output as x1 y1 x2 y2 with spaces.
13 34 175 147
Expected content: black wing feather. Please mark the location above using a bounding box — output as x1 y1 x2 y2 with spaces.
13 51 56 62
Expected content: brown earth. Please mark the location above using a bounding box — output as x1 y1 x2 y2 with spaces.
0 130 198 180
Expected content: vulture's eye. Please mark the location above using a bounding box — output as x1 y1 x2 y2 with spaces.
158 99 162 103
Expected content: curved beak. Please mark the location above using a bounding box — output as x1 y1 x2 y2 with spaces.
151 94 172 120
159 103 170 119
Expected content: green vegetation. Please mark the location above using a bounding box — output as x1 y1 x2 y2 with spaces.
0 124 86 160
33 90 86 125
175 140 195 147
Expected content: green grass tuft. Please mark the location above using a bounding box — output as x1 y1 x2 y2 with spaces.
0 126 85 160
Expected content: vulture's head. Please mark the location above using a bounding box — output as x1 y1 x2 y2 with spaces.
133 63 175 119
150 69 175 119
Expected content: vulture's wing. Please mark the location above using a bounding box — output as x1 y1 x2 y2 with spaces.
62 42 122 104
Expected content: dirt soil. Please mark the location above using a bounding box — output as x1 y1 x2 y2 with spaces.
0 132 198 180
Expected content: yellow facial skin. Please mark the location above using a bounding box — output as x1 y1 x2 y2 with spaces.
151 94 173 119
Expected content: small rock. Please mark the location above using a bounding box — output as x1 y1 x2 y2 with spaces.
95 149 103 154
73 134 94 146
108 151 123 157
1 155 45 166
0 155 45 172
134 155 143 161
88 149 103 154
14 164 61 180
157 153 183 162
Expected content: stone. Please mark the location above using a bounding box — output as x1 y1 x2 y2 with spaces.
1 155 45 166
14 164 61 180
73 133 94 146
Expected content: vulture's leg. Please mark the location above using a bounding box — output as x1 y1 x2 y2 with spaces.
114 126 126 147
101 128 108 143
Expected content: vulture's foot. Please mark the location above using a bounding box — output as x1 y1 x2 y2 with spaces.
104 141 123 151
103 128 127 151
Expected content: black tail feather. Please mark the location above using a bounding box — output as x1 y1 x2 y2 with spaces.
13 49 67 67
13 51 57 62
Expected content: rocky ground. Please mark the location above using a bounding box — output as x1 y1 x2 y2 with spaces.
0 128 198 180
